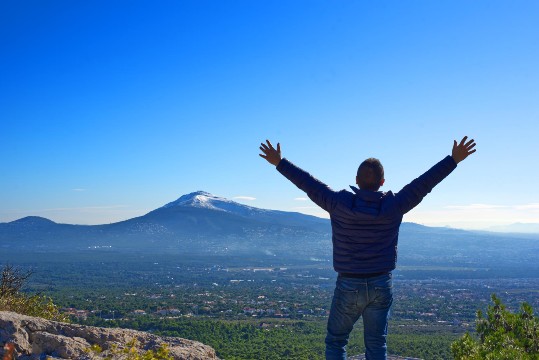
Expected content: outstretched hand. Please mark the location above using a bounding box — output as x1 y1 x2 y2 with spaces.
452 136 477 164
259 140 282 166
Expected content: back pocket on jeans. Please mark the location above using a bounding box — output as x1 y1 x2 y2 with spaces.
334 286 359 312
373 284 393 307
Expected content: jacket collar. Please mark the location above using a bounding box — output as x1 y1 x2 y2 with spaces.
349 185 384 200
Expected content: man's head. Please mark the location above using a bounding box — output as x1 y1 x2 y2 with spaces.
356 158 385 191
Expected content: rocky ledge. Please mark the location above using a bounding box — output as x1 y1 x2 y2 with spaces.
0 311 218 359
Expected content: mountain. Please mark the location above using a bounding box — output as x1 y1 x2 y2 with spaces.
9 216 57 226
0 191 331 257
155 191 329 228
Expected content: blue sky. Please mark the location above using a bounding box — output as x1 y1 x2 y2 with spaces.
1 1 538 229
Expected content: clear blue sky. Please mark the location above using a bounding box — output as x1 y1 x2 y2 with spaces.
1 1 538 229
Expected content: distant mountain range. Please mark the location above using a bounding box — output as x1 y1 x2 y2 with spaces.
0 191 331 257
486 222 539 234
1 191 539 269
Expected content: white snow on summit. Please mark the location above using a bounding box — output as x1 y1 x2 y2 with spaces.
161 191 268 216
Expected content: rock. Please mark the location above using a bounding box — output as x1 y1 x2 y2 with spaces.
0 311 218 359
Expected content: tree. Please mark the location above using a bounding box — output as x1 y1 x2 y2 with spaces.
0 264 68 322
0 264 33 299
452 294 539 360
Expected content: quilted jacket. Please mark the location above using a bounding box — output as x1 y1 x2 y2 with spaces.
276 155 457 274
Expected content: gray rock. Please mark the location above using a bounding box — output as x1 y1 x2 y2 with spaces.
0 311 218 359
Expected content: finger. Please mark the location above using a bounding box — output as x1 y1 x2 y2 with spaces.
459 136 468 146
277 143 281 153
266 140 275 150
465 139 475 147
467 149 477 155
260 143 269 150
259 154 267 159
259 146 268 152
453 140 457 149
467 143 477 150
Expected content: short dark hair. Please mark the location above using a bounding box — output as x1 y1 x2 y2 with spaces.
357 158 384 191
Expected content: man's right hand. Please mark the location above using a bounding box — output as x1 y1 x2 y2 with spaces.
259 140 282 166
452 136 477 164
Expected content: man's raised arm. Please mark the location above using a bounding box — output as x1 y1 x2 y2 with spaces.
395 136 477 214
259 140 338 213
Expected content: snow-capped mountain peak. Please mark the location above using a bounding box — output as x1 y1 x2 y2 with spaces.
163 191 222 208
161 191 263 216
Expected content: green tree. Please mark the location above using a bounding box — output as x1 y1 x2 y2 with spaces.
452 294 539 360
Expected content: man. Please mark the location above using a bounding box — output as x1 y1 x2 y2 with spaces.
259 137 476 360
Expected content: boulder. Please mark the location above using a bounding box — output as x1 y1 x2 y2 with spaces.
0 311 218 359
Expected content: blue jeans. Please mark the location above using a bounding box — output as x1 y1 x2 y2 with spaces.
325 273 393 360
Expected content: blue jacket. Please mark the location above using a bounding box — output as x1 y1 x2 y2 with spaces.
276 155 457 274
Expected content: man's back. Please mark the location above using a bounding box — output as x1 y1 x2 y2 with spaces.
275 154 457 274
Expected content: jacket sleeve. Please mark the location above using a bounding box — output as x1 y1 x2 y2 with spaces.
276 158 338 213
395 155 457 214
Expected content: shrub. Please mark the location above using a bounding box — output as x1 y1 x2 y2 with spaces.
451 294 539 360
85 339 173 360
